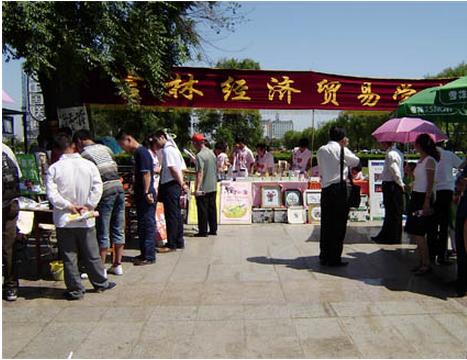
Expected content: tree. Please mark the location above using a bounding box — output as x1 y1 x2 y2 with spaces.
195 58 263 148
2 2 242 139
426 62 467 78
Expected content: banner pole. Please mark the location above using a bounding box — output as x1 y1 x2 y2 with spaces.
310 109 316 174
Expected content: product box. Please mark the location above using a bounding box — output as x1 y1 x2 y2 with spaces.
288 206 306 224
273 208 288 223
252 208 274 223
349 209 369 222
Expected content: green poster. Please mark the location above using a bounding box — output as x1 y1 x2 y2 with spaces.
16 154 41 184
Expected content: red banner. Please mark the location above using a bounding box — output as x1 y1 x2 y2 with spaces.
85 67 451 111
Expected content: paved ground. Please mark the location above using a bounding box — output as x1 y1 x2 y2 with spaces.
3 223 467 358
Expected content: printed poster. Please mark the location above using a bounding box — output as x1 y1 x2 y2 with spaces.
220 181 252 225
57 106 89 132
368 160 385 220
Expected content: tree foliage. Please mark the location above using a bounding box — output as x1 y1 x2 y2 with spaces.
195 58 263 148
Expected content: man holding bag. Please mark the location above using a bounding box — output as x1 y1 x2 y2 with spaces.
317 127 360 267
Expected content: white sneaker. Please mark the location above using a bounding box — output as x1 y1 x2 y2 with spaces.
104 268 108 279
108 264 123 276
80 273 88 280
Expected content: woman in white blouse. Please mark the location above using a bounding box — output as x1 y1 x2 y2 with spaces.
405 134 440 275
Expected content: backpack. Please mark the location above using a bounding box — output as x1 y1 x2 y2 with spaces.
2 151 20 207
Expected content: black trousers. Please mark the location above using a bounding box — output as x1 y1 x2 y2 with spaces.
427 190 453 259
376 181 403 243
2 201 19 289
159 181 185 249
196 191 218 235
456 196 467 292
320 183 349 264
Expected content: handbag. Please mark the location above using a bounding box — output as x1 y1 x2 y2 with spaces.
340 146 361 208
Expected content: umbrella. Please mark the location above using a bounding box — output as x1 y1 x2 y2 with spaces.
395 86 465 122
435 76 467 106
372 117 448 144
2 90 14 103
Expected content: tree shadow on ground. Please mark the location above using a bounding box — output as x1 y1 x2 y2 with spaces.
248 226 458 300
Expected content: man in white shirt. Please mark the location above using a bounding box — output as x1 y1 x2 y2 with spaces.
427 143 463 264
46 134 116 300
232 137 255 176
372 143 404 244
317 127 360 266
153 130 189 251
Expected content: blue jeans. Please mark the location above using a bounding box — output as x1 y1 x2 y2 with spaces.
96 190 126 249
135 197 156 261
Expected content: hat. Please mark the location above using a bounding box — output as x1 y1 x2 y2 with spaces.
192 133 205 142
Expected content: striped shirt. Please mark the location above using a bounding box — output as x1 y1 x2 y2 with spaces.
80 144 123 197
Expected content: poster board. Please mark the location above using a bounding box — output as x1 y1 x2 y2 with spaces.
16 154 44 193
57 106 90 132
220 181 252 224
368 160 385 220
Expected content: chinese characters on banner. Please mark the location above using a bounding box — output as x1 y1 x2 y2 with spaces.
84 67 452 111
57 106 90 132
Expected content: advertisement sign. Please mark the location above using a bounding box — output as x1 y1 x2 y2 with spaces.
369 160 385 220
85 67 449 111
187 182 221 225
57 106 89 132
220 181 252 225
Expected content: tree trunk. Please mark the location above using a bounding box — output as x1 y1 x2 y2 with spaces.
38 71 85 143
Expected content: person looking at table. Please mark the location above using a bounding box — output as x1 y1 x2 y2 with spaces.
254 143 275 176
152 130 189 251
232 136 255 176
116 130 156 266
2 143 22 301
192 133 218 237
73 129 126 276
427 142 463 265
46 134 116 300
317 126 360 267
292 138 312 174
404 134 440 276
372 142 404 245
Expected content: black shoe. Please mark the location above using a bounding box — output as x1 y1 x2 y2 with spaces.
96 282 117 293
176 246 185 250
134 254 145 261
319 259 328 266
327 261 349 267
209 232 217 236
5 288 18 302
193 233 208 237
64 292 84 301
134 259 156 266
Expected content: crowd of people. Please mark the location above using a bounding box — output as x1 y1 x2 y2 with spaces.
318 126 467 297
2 125 467 301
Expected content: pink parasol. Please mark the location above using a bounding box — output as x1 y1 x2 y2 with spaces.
372 117 448 144
2 90 15 104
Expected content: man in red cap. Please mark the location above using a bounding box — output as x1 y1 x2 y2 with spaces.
192 133 218 237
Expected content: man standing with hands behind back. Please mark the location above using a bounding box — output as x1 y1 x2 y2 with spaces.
192 134 218 237
372 142 404 244
317 126 360 267
116 130 156 266
154 130 189 251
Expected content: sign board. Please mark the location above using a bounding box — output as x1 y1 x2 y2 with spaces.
219 181 252 225
368 160 385 220
57 106 89 132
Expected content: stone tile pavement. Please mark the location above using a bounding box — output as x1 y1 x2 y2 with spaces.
3 223 467 358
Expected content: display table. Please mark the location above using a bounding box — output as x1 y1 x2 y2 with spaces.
19 208 54 277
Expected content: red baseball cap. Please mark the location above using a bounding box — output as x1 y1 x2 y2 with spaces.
192 133 205 142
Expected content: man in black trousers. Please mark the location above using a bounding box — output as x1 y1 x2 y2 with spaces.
153 130 189 251
372 142 404 244
192 133 218 237
317 127 360 266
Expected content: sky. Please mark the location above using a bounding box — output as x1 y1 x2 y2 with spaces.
3 1 467 132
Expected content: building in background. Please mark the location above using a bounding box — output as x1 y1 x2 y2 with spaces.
261 113 294 139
